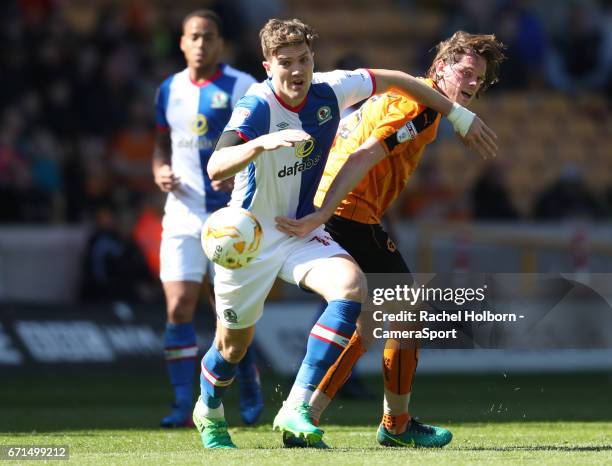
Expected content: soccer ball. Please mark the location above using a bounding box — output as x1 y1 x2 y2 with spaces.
201 207 263 269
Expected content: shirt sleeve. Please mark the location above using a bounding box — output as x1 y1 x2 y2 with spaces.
370 95 423 156
322 68 375 112
230 74 257 107
154 79 172 132
224 94 270 141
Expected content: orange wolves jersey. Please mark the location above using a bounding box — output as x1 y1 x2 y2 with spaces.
314 79 441 224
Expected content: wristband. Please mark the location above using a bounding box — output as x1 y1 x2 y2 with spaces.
447 102 475 137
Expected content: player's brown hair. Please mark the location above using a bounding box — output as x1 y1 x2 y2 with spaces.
428 31 506 95
182 9 223 37
259 18 318 59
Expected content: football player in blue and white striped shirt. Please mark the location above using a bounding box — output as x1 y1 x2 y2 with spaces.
193 18 497 448
152 9 262 429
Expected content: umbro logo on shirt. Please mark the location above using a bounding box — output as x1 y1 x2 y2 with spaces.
276 122 290 129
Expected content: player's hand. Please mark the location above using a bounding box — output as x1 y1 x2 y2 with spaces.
461 116 498 159
211 177 234 192
154 164 180 192
275 211 327 238
259 129 311 151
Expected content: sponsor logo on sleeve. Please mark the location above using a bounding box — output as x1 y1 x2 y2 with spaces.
227 107 251 128
397 121 418 143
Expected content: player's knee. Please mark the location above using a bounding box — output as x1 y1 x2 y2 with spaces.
335 265 366 302
217 340 248 363
166 293 197 323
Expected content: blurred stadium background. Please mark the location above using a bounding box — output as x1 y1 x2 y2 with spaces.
1 0 611 438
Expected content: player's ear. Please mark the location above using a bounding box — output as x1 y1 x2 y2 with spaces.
262 61 272 78
434 59 445 78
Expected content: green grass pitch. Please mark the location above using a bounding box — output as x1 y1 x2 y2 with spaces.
1 370 611 464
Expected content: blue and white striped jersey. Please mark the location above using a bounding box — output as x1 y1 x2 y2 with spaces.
225 69 374 248
155 64 256 214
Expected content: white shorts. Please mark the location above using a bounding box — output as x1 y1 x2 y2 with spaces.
159 208 210 283
214 227 348 329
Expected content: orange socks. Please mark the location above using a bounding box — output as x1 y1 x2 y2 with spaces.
381 342 419 434
317 331 367 399
382 413 410 434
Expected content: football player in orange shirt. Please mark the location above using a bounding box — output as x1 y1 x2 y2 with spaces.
276 31 506 448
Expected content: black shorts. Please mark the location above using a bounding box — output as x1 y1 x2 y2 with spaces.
324 215 410 274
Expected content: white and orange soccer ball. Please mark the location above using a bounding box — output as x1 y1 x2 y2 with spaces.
201 207 263 269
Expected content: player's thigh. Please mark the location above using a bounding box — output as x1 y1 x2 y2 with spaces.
162 281 201 323
325 215 410 274
279 228 366 303
325 217 411 345
213 247 285 329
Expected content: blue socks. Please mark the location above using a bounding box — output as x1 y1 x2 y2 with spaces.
200 345 238 409
164 322 198 408
294 299 361 391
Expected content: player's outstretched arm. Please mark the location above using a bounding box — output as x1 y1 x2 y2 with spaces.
371 69 497 158
152 131 180 192
275 136 385 238
208 129 311 181
457 112 498 159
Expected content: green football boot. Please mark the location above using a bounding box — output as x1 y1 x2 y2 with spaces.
376 419 452 448
273 402 323 445
281 431 330 449
192 397 236 449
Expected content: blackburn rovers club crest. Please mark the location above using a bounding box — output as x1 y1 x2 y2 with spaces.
211 91 229 109
295 138 315 158
317 105 332 125
223 309 238 324
190 114 208 136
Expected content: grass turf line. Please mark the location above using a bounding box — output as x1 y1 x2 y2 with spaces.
1 371 611 464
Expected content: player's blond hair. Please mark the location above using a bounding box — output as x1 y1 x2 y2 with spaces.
259 18 318 59
428 31 506 95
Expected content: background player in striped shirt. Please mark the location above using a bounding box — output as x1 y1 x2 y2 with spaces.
152 9 262 428
192 19 499 449
276 31 506 448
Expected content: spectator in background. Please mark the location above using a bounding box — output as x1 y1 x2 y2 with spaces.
0 107 29 222
132 193 164 279
25 127 65 222
471 161 518 220
110 99 156 196
496 0 547 89
534 163 607 220
546 1 611 94
81 202 159 303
